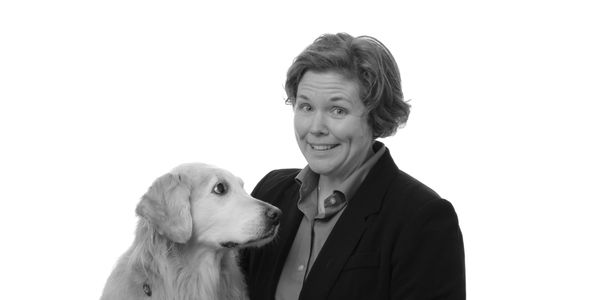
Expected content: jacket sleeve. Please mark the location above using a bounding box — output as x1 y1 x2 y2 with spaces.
239 170 275 277
391 199 466 299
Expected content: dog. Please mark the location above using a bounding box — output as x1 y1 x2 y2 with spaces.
100 163 281 300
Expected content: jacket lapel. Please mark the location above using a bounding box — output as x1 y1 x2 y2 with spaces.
298 149 398 300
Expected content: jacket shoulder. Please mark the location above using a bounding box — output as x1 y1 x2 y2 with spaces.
261 168 301 186
383 168 455 217
251 168 300 200
393 169 441 200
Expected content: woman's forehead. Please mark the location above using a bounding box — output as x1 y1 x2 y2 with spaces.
297 71 360 101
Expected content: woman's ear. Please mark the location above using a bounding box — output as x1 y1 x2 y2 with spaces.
136 173 192 244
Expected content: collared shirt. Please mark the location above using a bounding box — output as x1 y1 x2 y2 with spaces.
275 143 387 300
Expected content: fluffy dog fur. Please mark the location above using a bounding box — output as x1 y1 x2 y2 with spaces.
101 163 280 300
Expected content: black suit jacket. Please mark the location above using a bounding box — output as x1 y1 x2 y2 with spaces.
240 148 466 299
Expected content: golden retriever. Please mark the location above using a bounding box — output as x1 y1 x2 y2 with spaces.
100 163 281 300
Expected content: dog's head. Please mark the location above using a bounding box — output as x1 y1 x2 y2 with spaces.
136 163 280 248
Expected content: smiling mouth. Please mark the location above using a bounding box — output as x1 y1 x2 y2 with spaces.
310 144 339 151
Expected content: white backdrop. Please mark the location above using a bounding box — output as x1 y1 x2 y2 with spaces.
1 1 597 299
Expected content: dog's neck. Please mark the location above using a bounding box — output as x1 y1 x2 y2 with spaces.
130 220 247 300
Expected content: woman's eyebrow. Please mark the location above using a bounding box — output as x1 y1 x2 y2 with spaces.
329 96 353 105
330 96 348 102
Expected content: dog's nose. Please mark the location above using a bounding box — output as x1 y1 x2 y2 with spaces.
265 207 281 225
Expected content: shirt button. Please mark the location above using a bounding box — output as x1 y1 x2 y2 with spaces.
298 264 305 271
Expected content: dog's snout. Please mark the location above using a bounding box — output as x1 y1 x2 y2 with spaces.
265 207 281 225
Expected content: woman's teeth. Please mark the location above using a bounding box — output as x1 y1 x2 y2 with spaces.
310 144 337 150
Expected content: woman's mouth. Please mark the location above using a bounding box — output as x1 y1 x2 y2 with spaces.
309 144 339 151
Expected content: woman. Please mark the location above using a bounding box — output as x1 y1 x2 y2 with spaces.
240 33 465 300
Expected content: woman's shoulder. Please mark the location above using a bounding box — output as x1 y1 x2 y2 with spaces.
392 168 441 200
363 148 451 215
251 168 301 198
383 168 457 216
260 168 301 185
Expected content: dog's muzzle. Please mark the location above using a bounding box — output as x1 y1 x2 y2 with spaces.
220 206 281 249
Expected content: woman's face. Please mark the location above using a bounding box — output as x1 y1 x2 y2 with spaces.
293 70 374 182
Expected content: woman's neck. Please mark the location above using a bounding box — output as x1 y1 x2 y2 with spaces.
317 142 375 193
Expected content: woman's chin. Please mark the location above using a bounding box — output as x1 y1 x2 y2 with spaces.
306 161 336 176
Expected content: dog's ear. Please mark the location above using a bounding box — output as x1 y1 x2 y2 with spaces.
136 173 192 244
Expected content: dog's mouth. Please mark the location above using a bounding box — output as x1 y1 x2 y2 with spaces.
219 225 279 249
220 241 240 248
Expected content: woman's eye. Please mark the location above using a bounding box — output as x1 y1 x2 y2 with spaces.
296 103 312 112
212 183 227 195
331 107 347 117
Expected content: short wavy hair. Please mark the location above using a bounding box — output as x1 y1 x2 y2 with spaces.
285 33 410 138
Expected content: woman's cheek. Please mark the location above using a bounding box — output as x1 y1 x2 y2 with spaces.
293 114 310 137
328 120 350 140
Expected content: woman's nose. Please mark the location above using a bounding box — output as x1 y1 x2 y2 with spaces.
309 112 329 135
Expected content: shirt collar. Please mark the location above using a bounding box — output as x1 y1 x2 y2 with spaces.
295 141 387 202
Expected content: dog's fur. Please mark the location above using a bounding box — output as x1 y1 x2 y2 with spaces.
101 163 280 300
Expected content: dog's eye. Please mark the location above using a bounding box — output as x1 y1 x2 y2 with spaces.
212 182 227 195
